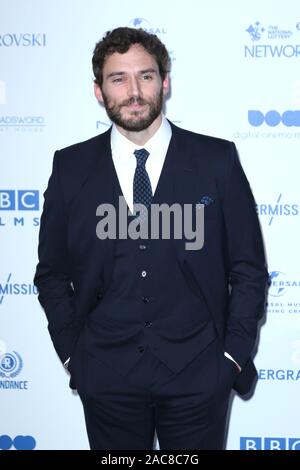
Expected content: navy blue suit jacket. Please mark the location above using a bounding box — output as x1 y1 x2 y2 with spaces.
34 122 268 396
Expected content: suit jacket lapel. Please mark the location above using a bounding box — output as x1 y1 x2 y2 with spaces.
168 124 205 265
83 127 118 289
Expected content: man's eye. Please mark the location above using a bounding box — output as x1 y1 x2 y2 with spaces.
142 74 152 80
112 77 123 83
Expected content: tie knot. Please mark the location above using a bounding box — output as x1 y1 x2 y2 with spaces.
134 148 150 167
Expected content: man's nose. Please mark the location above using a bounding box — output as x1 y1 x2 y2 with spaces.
127 77 140 98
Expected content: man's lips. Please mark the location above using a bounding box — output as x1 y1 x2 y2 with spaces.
124 102 147 110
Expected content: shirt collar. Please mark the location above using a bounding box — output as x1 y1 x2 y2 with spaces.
111 114 172 160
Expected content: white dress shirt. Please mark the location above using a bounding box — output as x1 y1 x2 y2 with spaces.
111 114 172 213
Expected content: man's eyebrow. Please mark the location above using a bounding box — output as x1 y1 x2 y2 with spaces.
106 71 126 79
139 68 157 74
106 68 158 79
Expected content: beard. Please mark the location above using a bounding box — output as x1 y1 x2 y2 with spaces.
101 87 164 132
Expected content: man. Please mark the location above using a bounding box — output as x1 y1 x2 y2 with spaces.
34 27 268 450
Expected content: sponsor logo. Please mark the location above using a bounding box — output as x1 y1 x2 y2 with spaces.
0 116 46 133
244 21 300 59
269 271 288 297
256 194 299 226
267 271 300 315
0 351 22 378
248 110 300 127
246 22 265 41
0 273 38 305
0 190 40 228
128 18 167 35
0 190 39 211
0 435 36 450
241 437 300 450
258 369 300 381
0 33 46 47
0 351 28 390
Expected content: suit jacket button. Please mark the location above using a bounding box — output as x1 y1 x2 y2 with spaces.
96 292 103 299
137 346 145 353
142 296 150 303
144 321 152 327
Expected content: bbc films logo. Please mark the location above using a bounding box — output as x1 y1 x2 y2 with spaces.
0 350 28 390
241 437 300 450
0 273 38 306
0 190 40 228
256 194 299 226
0 435 36 450
244 21 300 58
0 33 46 47
267 271 300 316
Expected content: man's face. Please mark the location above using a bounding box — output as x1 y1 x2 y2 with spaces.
94 44 169 132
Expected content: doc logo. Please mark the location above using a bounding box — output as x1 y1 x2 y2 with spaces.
241 437 300 450
0 435 36 450
248 110 300 127
0 351 23 378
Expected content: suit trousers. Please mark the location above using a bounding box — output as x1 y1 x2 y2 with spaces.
70 337 238 450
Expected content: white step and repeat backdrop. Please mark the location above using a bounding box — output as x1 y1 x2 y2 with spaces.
1 0 300 451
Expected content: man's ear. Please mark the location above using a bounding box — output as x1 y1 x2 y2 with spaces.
94 83 104 103
162 73 170 97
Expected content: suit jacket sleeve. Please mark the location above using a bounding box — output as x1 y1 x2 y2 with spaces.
222 142 268 369
34 151 78 364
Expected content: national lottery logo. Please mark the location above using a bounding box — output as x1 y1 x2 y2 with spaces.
245 21 293 41
0 351 23 378
244 21 299 58
246 22 265 41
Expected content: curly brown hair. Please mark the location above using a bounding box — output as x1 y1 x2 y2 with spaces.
92 27 170 87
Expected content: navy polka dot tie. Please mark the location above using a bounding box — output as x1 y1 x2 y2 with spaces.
133 149 153 216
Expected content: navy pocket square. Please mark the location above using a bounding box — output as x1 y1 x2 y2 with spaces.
198 196 215 206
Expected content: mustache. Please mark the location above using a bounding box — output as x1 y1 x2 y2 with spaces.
121 97 148 107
